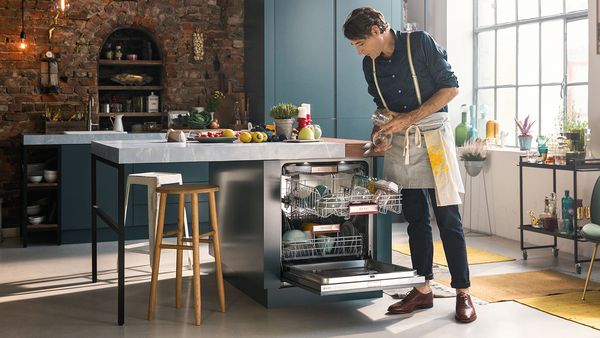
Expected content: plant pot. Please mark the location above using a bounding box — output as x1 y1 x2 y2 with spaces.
464 160 485 177
274 118 295 140
518 135 533 151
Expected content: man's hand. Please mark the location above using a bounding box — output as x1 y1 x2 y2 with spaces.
379 112 414 135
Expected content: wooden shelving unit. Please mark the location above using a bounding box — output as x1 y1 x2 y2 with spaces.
97 28 164 131
98 60 162 66
98 85 163 91
97 112 167 117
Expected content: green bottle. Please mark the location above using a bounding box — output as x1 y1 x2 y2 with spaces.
455 105 469 147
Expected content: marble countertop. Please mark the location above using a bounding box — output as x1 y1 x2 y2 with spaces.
22 133 166 145
91 139 347 164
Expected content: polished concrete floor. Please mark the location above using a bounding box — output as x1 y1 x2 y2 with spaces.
0 224 599 337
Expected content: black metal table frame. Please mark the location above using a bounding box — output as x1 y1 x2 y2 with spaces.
91 153 126 325
519 156 600 274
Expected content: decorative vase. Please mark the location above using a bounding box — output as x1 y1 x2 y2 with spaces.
467 105 478 141
455 109 469 147
464 160 484 177
518 135 533 151
274 118 294 140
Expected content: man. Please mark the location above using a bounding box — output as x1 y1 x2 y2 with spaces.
343 7 476 323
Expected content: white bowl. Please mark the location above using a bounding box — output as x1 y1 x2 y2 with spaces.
28 215 45 225
28 175 43 183
27 204 41 216
43 170 57 183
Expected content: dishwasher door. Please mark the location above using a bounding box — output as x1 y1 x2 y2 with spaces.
282 259 425 296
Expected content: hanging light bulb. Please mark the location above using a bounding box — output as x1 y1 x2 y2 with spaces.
54 0 70 14
19 31 27 50
19 0 26 50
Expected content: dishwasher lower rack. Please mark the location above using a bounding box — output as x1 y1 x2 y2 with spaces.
282 235 363 261
283 178 402 219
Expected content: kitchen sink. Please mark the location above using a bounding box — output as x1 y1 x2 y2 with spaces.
63 131 127 134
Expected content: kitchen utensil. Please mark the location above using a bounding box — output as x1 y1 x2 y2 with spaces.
28 215 45 225
28 175 43 183
27 204 41 216
43 170 57 183
100 103 110 113
110 114 124 132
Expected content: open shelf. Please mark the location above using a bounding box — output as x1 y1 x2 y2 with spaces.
98 86 163 91
27 182 58 189
97 112 167 117
27 223 58 231
520 224 578 240
98 60 162 66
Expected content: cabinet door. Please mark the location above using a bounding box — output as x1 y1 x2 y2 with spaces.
335 0 401 123
272 0 335 121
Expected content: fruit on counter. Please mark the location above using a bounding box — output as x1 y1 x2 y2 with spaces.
298 127 315 140
222 129 235 138
239 131 252 143
209 119 220 129
252 131 266 143
313 124 322 139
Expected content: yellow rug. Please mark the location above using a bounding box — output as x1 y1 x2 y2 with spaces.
440 270 600 303
392 240 514 267
517 291 600 330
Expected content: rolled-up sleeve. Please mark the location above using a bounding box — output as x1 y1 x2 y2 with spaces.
418 31 459 89
362 57 384 109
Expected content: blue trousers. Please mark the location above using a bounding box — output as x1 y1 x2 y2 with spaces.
401 188 470 289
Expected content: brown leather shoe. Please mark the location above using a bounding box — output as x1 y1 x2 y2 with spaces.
387 288 433 314
455 292 477 323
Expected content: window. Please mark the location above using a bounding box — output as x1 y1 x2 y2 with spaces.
475 0 588 145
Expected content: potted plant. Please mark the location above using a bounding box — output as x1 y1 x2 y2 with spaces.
514 115 535 150
205 90 225 114
269 103 298 139
460 139 487 177
562 113 587 158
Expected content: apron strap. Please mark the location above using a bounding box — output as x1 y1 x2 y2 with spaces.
371 31 424 165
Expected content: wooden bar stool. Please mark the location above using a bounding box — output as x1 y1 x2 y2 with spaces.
147 183 225 326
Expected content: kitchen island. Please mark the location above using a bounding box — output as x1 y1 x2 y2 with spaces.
90 138 398 325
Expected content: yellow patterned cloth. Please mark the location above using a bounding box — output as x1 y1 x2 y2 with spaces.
423 122 463 206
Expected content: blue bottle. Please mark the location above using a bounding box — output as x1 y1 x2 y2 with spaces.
562 190 574 233
467 105 478 141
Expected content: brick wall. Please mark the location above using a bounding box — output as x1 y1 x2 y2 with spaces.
0 0 244 228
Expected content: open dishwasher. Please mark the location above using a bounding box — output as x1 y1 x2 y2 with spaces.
280 161 425 296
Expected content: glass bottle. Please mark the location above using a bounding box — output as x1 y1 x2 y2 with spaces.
477 104 488 139
467 105 478 141
104 43 113 60
562 190 574 233
114 45 123 60
543 192 558 231
455 104 469 147
232 101 241 126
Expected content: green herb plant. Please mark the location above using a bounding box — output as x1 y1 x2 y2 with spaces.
269 103 298 119
205 90 225 113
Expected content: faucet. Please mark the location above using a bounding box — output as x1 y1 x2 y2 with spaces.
87 96 99 131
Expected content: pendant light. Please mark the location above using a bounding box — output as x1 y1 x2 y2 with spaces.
19 0 26 49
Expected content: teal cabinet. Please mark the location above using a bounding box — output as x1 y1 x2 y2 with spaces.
254 0 402 136
60 145 211 244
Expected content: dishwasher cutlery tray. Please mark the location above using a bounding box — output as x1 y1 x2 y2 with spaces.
283 178 401 219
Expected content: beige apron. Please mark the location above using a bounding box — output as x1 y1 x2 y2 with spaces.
372 32 464 206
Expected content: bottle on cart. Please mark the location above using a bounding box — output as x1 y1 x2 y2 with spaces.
562 190 574 233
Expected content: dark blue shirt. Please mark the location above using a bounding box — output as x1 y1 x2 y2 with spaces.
362 30 459 114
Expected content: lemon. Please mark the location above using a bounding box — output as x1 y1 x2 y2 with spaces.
252 132 265 143
239 131 252 143
260 132 268 141
222 129 235 138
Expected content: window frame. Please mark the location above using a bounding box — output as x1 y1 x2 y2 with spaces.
473 0 588 144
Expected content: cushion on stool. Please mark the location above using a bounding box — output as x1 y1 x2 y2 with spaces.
581 223 600 243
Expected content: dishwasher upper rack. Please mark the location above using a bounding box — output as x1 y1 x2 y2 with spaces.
282 235 363 261
282 177 402 219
